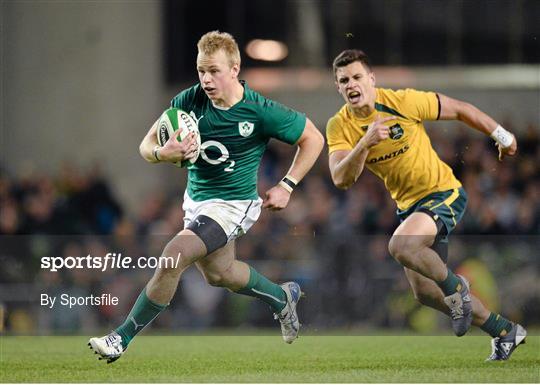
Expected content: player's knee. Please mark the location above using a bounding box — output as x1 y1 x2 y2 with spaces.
207 275 225 287
202 271 227 287
161 237 194 271
201 263 235 288
388 236 417 266
153 242 187 279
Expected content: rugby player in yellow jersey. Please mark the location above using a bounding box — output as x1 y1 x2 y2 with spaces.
326 49 526 361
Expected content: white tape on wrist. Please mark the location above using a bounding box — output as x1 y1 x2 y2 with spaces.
279 180 294 193
153 145 162 161
279 175 298 193
490 125 514 148
284 174 299 185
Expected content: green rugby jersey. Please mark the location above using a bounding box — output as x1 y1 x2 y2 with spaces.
171 81 306 201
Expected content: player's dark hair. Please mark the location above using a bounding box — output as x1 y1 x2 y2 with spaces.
332 49 372 77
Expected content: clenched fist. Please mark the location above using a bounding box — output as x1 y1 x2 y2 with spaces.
359 115 396 149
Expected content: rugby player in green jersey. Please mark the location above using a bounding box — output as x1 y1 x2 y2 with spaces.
89 31 324 363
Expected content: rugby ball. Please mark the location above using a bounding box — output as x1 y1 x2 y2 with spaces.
156 108 201 167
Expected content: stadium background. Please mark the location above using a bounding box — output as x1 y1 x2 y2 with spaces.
1 0 539 336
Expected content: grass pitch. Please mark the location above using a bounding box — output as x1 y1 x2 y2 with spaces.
1 334 538 382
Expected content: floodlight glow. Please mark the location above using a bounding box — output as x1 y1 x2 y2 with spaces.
245 39 288 61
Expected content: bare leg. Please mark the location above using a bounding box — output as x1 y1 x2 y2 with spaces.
146 229 207 304
389 212 478 336
194 240 303 344
194 240 251 291
388 212 448 281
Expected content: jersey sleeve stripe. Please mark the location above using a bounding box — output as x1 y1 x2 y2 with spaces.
436 93 441 120
374 103 406 119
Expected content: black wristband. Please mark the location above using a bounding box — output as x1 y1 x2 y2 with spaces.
281 177 297 189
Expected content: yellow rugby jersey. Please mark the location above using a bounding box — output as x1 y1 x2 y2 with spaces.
326 88 461 210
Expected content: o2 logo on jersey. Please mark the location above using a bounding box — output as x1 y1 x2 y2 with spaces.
200 140 235 172
389 124 404 140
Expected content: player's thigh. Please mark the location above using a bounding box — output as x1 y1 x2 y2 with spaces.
194 239 236 278
150 229 207 283
390 212 438 252
394 211 438 237
163 229 207 268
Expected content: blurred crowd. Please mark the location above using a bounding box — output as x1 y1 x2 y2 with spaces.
1 122 539 333
2 123 538 239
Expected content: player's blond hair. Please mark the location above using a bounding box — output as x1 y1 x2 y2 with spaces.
197 31 241 68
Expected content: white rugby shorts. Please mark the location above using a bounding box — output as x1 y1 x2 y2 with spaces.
182 191 262 242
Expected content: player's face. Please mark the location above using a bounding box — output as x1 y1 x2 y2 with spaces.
197 49 239 102
335 61 376 109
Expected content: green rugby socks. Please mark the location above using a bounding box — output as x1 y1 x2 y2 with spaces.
480 312 513 337
236 266 287 313
437 268 462 296
115 288 167 347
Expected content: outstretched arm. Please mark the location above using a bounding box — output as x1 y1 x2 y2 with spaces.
438 94 517 160
262 118 324 211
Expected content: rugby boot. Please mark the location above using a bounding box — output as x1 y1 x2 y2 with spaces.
443 274 473 336
274 281 303 344
486 323 527 361
88 331 125 363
